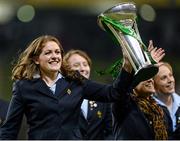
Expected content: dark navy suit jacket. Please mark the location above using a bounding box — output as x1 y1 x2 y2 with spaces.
79 102 114 140
0 69 128 140
112 71 180 140
0 99 9 126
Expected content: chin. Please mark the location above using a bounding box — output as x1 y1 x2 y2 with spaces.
170 90 175 94
81 74 90 79
165 89 175 94
51 69 60 72
145 88 155 94
83 75 89 79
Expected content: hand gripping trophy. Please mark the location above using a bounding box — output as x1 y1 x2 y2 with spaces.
97 2 158 85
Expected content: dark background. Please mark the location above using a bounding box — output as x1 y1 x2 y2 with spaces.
0 0 180 100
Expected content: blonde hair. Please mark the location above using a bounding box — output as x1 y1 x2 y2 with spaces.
12 35 64 80
63 49 92 67
153 61 173 83
158 61 173 73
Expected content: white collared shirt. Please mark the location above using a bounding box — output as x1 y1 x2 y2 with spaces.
153 93 180 131
48 73 63 94
81 99 88 119
33 72 63 94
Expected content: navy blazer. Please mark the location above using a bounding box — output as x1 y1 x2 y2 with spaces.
113 98 156 140
0 69 128 140
79 102 113 140
112 71 157 139
0 99 9 126
112 71 174 140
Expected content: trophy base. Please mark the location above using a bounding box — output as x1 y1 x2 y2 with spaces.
132 65 159 87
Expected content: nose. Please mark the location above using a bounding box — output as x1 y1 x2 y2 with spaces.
51 52 59 59
79 64 85 72
79 65 84 70
167 75 174 83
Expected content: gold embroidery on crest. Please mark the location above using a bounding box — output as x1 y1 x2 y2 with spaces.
97 110 102 118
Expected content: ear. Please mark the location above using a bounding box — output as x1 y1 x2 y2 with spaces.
33 56 39 65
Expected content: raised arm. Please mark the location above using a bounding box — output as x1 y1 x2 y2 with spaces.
82 55 133 102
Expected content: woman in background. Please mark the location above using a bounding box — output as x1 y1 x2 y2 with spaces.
153 62 180 138
63 49 114 140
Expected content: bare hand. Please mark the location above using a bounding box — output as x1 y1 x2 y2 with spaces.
148 40 165 63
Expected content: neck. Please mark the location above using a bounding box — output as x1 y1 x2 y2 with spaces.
41 71 58 87
156 93 173 107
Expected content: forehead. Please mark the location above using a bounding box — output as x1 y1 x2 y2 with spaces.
157 65 171 76
42 41 60 51
69 54 87 62
138 78 153 85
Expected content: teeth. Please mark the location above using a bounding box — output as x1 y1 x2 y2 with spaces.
145 83 152 86
167 85 173 88
50 61 58 64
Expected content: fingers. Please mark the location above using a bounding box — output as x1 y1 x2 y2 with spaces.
152 48 165 63
154 48 165 55
155 52 165 62
148 40 154 52
153 48 165 58
150 47 157 54
148 39 165 63
148 40 165 56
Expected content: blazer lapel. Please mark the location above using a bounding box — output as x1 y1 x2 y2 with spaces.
33 78 56 99
80 110 87 121
55 78 71 99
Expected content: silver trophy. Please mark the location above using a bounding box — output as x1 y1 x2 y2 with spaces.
97 2 158 84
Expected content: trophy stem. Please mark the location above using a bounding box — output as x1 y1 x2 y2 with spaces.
105 23 138 72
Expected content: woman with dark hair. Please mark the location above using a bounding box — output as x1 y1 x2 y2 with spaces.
112 41 169 140
0 35 132 140
112 77 169 140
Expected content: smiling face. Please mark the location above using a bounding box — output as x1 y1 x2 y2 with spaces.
134 78 155 97
67 54 90 79
154 64 175 95
35 41 62 76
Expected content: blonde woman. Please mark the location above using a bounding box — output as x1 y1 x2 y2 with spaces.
64 49 114 139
